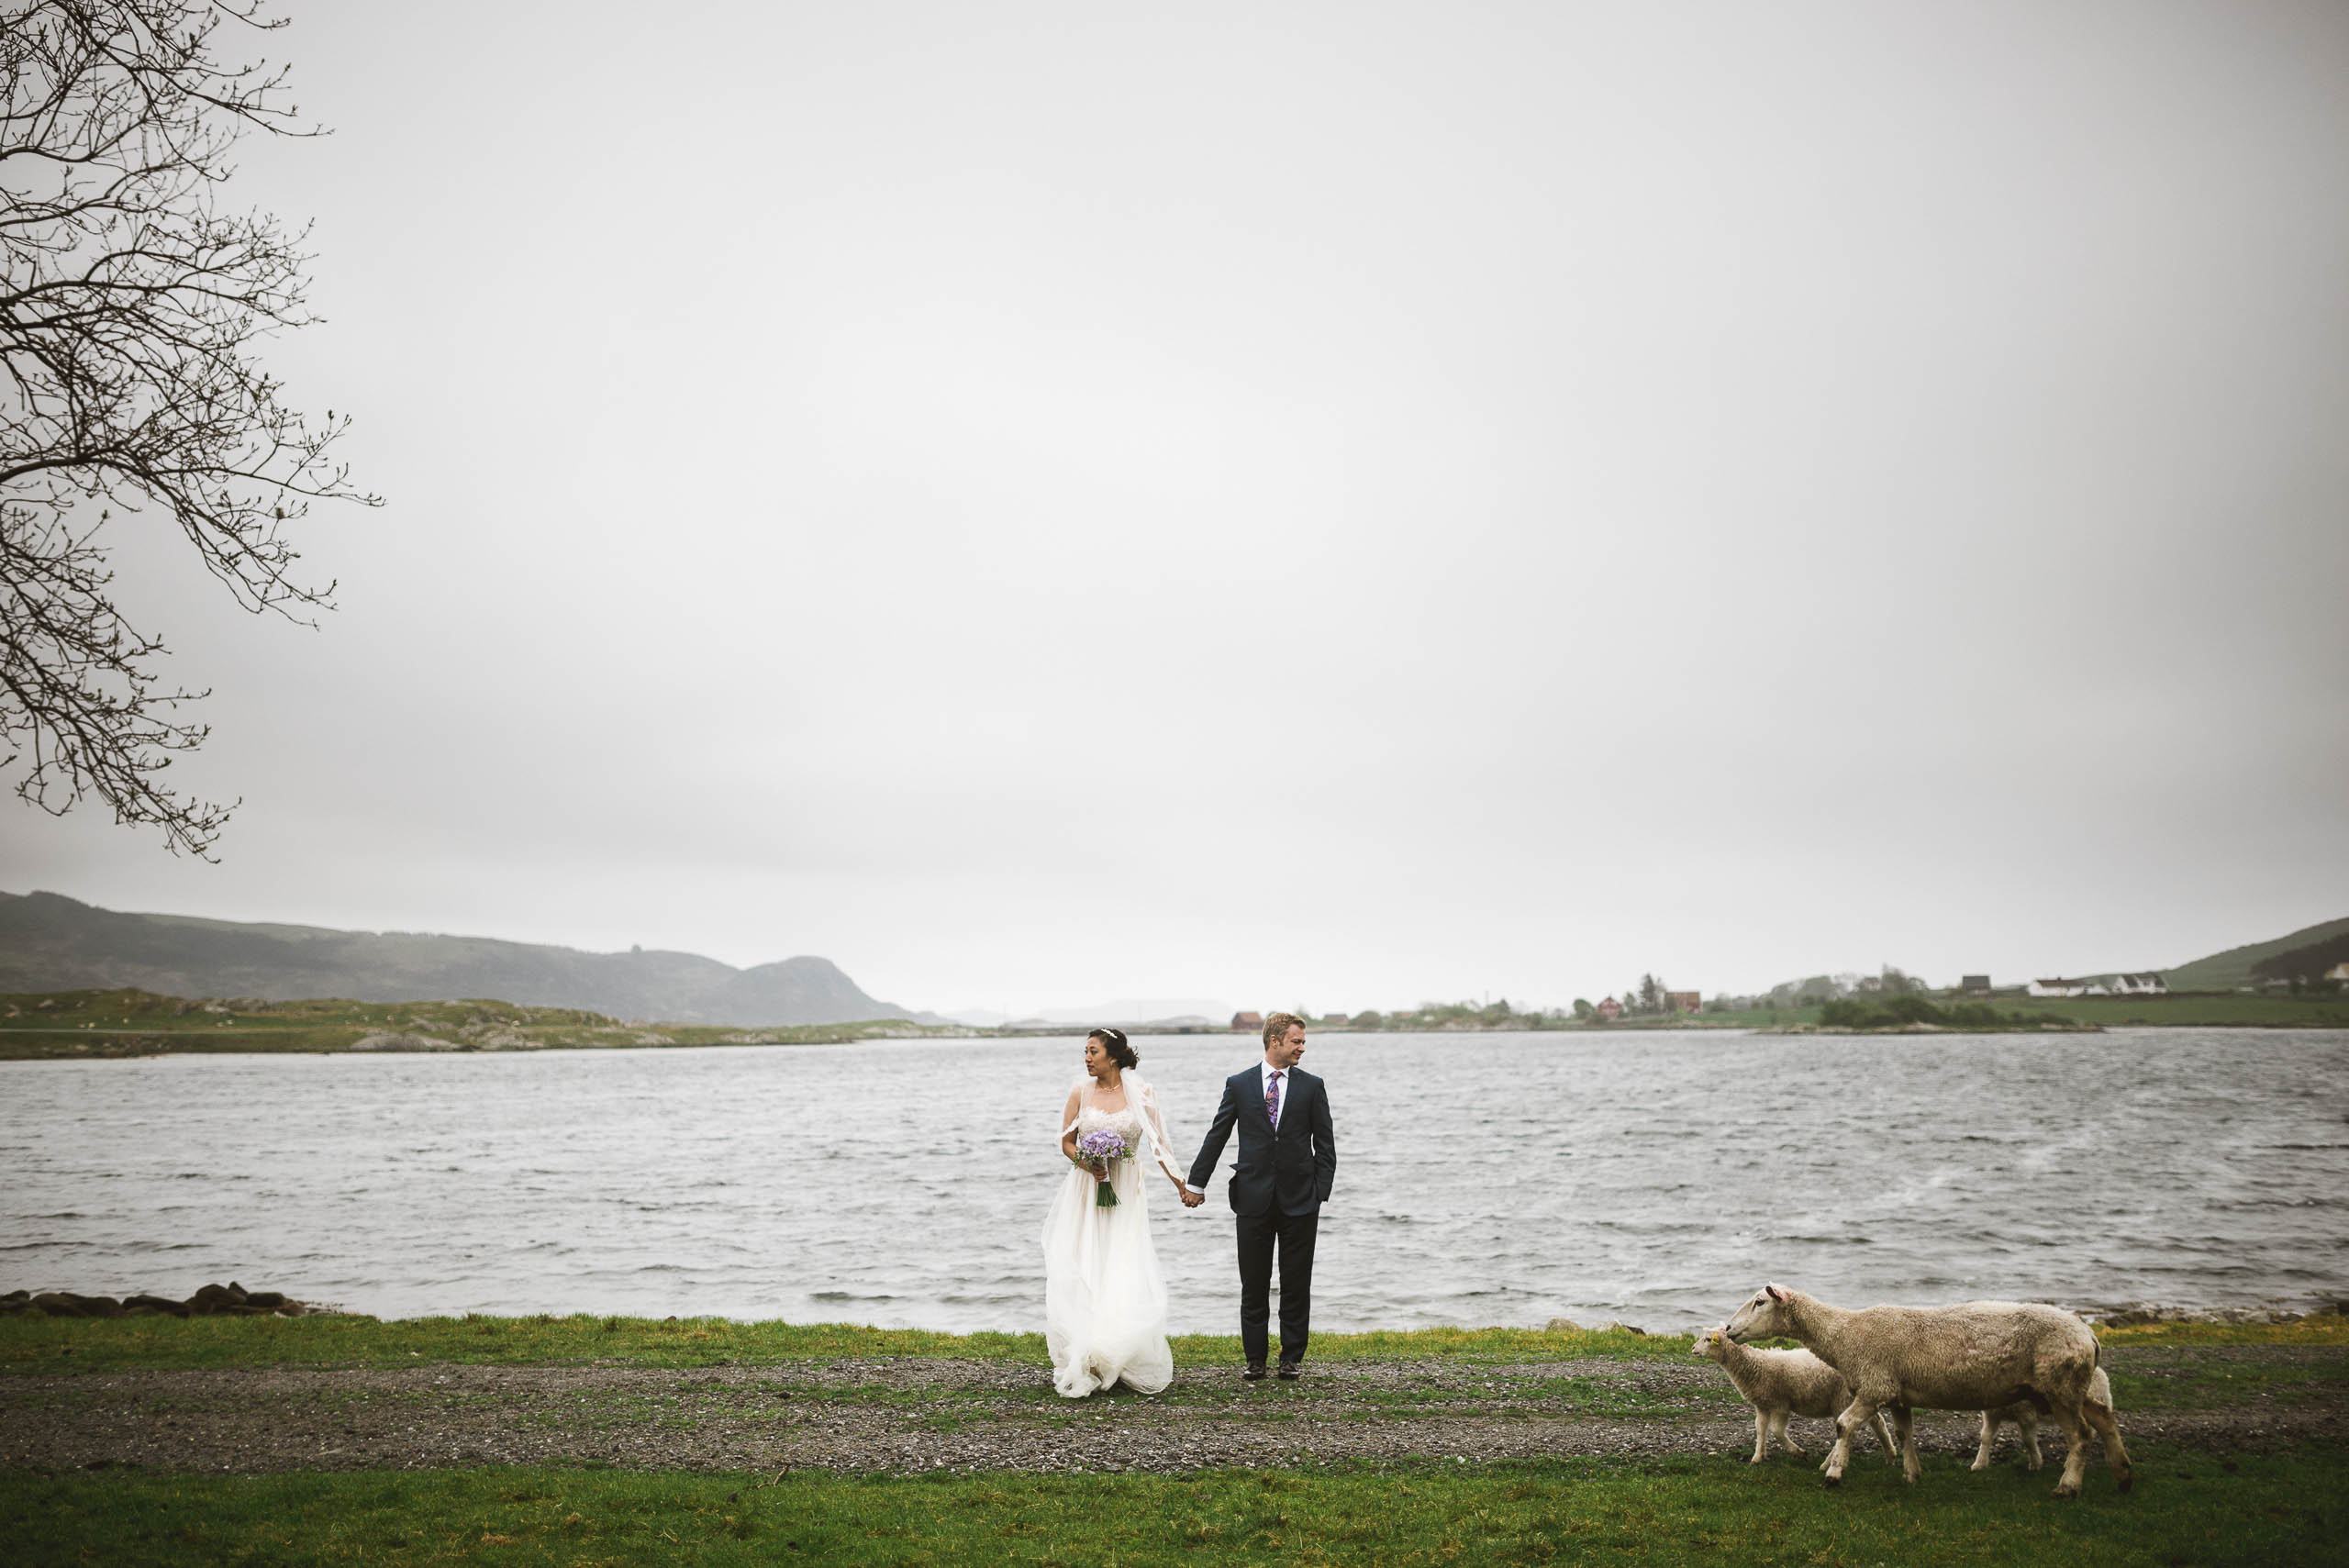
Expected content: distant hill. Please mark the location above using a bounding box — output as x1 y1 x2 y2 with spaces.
2248 930 2349 983
2161 916 2349 991
0 891 931 1026
944 998 1233 1029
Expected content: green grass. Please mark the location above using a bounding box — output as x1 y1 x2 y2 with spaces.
0 1315 1708 1375
2020 994 2349 1029
2105 1351 2349 1412
3 1451 2342 1567
2095 1318 2349 1349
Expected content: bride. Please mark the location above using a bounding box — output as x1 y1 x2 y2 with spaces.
1042 1026 1191 1396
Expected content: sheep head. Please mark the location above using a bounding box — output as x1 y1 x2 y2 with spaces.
1724 1283 1793 1343
1690 1326 1730 1361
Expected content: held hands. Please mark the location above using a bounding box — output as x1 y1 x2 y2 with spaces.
1177 1184 1204 1207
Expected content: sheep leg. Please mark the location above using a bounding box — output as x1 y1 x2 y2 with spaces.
2082 1385 2132 1494
1822 1394 1880 1485
1971 1409 1998 1472
2050 1402 2094 1498
2020 1407 2043 1472
1862 1400 1911 1480
1750 1407 1769 1463
1776 1409 1806 1456
1888 1405 1921 1484
1871 1407 1900 1466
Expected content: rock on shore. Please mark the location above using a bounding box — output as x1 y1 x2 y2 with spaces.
347 1031 462 1051
1 1282 310 1318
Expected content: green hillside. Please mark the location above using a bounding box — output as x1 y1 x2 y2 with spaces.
2163 915 2349 991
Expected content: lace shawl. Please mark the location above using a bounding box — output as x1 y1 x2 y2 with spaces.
1062 1072 1185 1184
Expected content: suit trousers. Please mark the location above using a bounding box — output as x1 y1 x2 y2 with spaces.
1235 1205 1318 1365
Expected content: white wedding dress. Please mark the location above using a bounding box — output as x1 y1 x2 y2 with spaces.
1042 1073 1186 1397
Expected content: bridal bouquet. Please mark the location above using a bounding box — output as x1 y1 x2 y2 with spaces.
1073 1128 1130 1207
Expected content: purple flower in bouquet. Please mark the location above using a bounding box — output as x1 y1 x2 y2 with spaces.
1074 1128 1130 1207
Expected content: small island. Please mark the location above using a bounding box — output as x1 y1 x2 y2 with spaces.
0 989 976 1062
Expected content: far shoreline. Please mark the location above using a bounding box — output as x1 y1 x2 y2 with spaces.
6 984 2346 1062
17 1018 2349 1062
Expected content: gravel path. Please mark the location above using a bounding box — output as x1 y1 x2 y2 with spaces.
3 1351 2340 1475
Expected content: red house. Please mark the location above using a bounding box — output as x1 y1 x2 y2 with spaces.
1230 1010 1264 1033
1595 996 1624 1022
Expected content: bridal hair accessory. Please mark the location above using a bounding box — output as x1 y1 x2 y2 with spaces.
1074 1126 1130 1207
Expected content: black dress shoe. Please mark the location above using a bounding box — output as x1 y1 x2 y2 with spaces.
1276 1360 1301 1380
1243 1362 1268 1381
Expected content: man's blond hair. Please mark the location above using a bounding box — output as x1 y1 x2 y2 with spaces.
1262 1011 1304 1051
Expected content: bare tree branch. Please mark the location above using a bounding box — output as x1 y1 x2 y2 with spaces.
1 0 376 857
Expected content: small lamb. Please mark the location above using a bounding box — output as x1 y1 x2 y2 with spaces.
1974 1365 2115 1473
1691 1326 1898 1465
1724 1283 2132 1497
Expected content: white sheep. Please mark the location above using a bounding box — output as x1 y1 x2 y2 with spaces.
1974 1365 2115 1473
1691 1325 1899 1465
1722 1283 2132 1497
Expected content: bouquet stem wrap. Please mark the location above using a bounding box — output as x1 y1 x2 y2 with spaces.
1074 1127 1131 1207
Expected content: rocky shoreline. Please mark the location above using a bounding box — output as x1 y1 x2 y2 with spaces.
2 1283 314 1319
2088 1301 2349 1327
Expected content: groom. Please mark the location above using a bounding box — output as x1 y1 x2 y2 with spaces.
1184 1011 1337 1380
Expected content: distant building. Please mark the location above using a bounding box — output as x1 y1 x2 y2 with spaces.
2037 973 2165 997
2328 962 2349 984
1664 991 1701 1013
1961 974 1992 995
1595 995 1624 1022
1321 1013 1350 1027
1230 1010 1264 1033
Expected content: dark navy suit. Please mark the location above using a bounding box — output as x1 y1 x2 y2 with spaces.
1187 1064 1337 1365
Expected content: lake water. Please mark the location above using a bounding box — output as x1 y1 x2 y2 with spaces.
5 1029 2344 1332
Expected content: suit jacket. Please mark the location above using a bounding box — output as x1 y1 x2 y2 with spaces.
1187 1064 1336 1216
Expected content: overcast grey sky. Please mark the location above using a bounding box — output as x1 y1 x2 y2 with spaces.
6 0 2344 1015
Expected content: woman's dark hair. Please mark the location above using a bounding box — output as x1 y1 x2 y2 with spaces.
1086 1027 1138 1070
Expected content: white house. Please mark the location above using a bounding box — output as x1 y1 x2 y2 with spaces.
2031 973 2165 998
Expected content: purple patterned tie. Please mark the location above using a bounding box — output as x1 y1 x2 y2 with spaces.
1265 1069 1282 1129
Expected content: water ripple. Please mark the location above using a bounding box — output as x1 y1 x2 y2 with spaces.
1 1029 2344 1329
